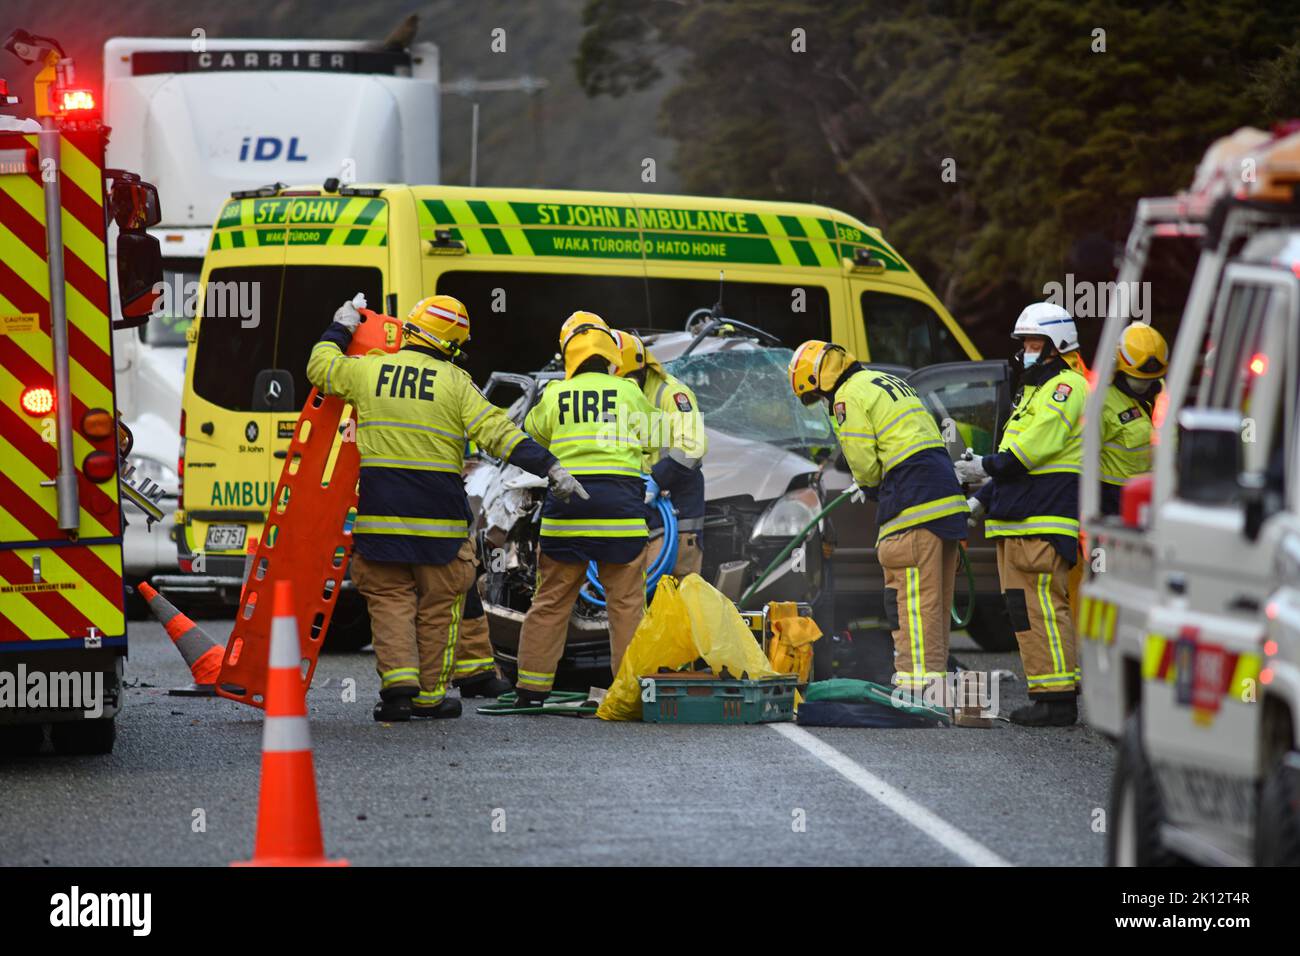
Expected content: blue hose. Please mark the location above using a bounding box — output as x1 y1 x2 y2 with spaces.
580 495 678 606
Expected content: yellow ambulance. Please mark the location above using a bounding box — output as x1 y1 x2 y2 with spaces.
171 184 979 639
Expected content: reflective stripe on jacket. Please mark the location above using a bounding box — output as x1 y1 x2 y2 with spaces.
980 362 1087 563
524 372 658 563
830 367 967 544
307 326 554 564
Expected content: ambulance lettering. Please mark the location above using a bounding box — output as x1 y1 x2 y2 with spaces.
210 481 274 507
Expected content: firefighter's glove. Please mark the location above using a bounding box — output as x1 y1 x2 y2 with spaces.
548 463 589 502
333 292 368 331
954 456 988 485
644 475 661 505
965 496 986 527
847 482 867 504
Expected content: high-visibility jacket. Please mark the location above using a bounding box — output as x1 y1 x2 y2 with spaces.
307 326 555 564
1099 381 1154 515
829 366 968 544
643 366 707 530
524 371 658 563
975 358 1087 563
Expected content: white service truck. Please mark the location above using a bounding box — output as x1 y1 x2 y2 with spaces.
101 36 440 601
1080 127 1300 866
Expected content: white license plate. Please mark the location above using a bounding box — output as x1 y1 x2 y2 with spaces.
204 524 247 551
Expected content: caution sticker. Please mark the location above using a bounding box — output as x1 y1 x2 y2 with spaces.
1 313 38 335
0 581 76 594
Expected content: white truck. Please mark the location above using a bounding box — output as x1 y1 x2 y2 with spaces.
101 36 440 600
1080 127 1300 866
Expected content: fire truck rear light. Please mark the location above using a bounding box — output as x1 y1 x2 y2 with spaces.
0 147 37 175
82 450 116 482
1264 639 1279 656
57 89 96 113
80 407 115 440
1250 353 1268 376
20 386 54 416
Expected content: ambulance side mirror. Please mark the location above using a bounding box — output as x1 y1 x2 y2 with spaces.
1174 407 1242 505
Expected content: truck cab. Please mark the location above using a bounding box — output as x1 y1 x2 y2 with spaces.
1080 128 1300 865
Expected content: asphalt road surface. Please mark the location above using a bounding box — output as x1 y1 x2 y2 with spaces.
1 619 1115 866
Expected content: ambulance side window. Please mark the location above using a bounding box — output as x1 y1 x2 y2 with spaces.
860 291 965 367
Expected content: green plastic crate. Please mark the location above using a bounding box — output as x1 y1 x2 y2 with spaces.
640 671 797 724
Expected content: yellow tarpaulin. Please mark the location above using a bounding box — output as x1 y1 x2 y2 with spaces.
597 575 782 721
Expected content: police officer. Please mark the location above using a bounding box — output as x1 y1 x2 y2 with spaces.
307 294 587 721
959 303 1086 726
789 341 968 696
1099 323 1168 515
612 330 709 577
514 313 658 704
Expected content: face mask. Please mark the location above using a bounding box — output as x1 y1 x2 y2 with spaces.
1125 375 1154 394
1022 349 1042 369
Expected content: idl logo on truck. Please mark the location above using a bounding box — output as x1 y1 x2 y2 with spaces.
239 136 308 161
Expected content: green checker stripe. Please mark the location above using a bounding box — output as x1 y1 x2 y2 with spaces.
418 199 889 268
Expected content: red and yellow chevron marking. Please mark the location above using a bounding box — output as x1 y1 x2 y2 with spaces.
0 128 124 642
1142 631 1262 723
0 544 125 642
1078 595 1118 643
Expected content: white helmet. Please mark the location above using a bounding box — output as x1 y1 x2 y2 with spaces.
1012 302 1078 353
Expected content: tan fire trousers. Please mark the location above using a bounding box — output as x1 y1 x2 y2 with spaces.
352 540 476 708
995 537 1079 697
516 550 647 693
643 531 703 578
878 528 958 690
454 608 496 682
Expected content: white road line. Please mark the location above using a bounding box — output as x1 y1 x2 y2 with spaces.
770 723 1012 867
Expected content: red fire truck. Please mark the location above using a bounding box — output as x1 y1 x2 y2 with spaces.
0 30 163 755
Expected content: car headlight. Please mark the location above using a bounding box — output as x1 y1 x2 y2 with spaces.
750 487 822 540
128 455 179 495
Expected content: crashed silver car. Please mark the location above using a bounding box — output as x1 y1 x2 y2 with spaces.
465 316 1018 687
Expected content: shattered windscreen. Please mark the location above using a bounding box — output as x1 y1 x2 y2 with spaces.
666 347 837 455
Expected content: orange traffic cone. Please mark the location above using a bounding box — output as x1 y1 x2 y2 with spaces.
234 580 347 867
137 581 222 697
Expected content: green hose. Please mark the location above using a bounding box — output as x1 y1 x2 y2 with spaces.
738 488 977 627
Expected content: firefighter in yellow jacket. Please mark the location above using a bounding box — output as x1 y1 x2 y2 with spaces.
959 303 1087 726
612 329 709 576
513 313 658 704
1099 323 1168 515
307 294 586 721
789 341 968 695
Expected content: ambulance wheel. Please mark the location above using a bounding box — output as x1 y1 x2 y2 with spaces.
325 591 372 653
1255 754 1300 866
51 717 116 756
0 724 45 757
1107 711 1177 866
963 597 1017 651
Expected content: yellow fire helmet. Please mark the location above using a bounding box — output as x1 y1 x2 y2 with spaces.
1115 322 1169 379
611 329 647 376
559 310 610 352
562 323 622 379
405 294 471 355
788 339 857 398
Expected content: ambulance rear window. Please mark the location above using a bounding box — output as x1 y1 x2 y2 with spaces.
192 265 382 411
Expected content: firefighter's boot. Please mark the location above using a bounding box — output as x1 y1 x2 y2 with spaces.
1010 695 1078 727
373 685 417 722
411 698 463 719
456 672 512 699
